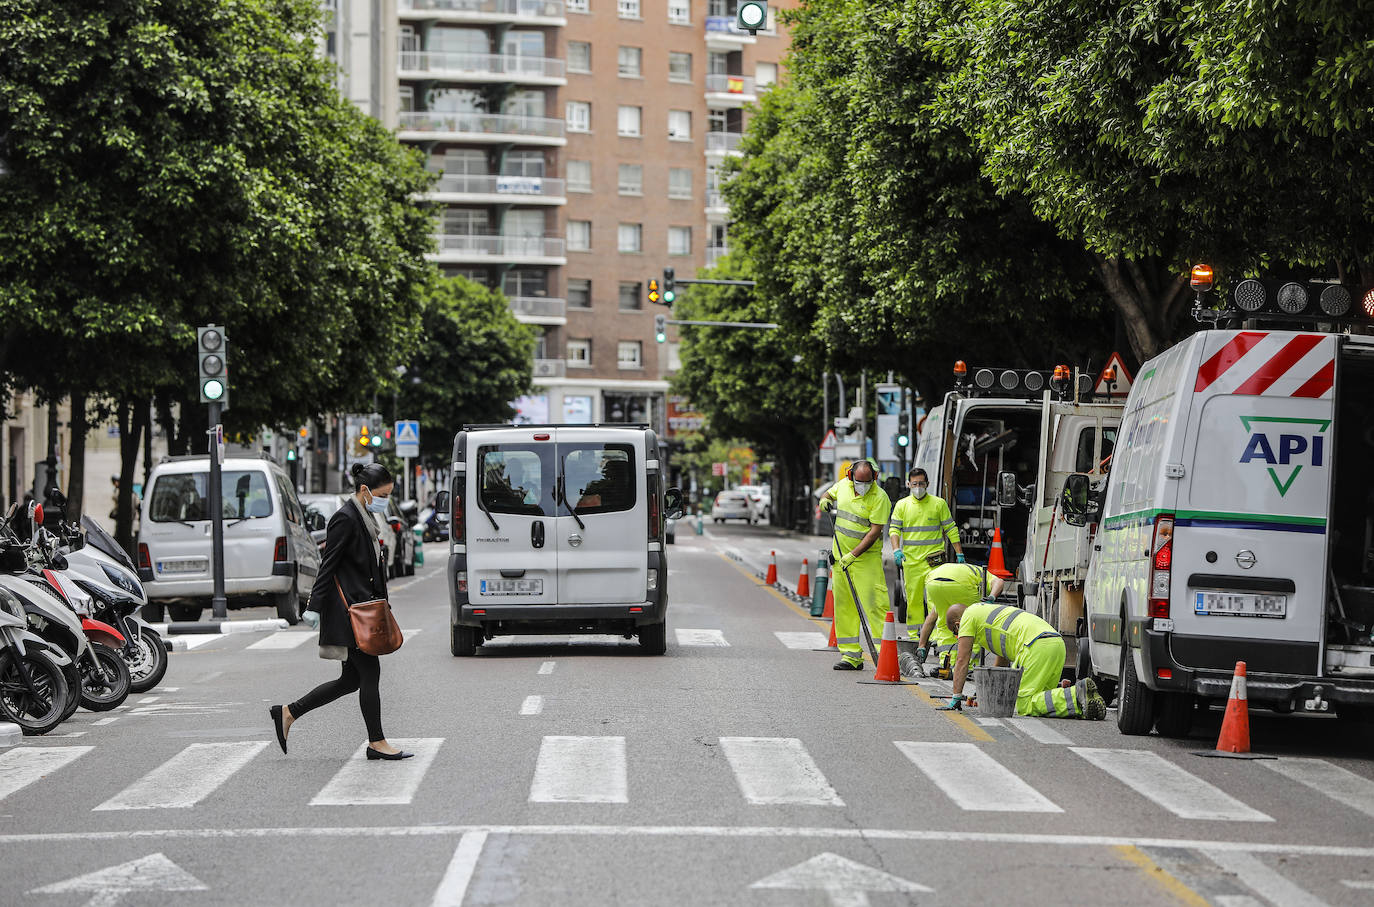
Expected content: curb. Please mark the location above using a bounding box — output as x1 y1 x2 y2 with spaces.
149 619 290 636
0 722 21 746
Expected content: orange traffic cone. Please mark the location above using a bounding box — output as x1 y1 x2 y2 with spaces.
1197 661 1272 760
797 559 811 598
765 551 778 585
987 528 1013 579
823 587 834 619
859 612 915 686
814 619 839 652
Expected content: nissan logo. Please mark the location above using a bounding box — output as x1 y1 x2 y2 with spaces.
1236 550 1257 569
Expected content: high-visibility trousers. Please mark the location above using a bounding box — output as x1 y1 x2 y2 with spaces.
900 560 932 640
834 554 888 665
1015 636 1088 718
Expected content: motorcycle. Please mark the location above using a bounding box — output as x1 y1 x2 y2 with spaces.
0 539 73 735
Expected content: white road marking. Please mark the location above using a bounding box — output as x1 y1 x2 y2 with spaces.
94 742 268 811
91 717 119 726
1204 850 1330 907
520 696 544 716
974 718 1003 727
675 629 729 647
1261 758 1374 819
537 661 555 675
137 696 160 704
0 747 92 803
719 737 844 806
1008 717 1075 745
529 736 627 804
247 631 314 650
310 739 444 807
774 631 828 650
1072 748 1272 822
431 831 488 907
160 687 180 692
177 636 219 650
1342 881 1374 890
895 742 1061 813
42 732 86 738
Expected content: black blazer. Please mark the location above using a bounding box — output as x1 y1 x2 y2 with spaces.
311 498 389 650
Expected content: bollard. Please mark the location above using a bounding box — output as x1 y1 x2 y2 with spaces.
695 511 704 535
810 556 830 617
412 526 425 566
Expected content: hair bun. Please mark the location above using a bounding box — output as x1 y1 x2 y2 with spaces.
349 462 365 478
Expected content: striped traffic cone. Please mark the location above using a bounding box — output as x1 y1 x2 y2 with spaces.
797 559 810 599
1197 662 1272 759
987 528 1013 579
764 551 778 585
859 612 916 685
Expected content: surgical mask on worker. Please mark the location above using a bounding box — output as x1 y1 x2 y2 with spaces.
910 485 928 500
852 480 872 496
366 496 390 515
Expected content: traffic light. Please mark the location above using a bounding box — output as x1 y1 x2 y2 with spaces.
369 414 384 449
357 423 372 453
648 278 661 305
654 314 667 343
197 325 229 406
662 267 676 304
896 412 910 448
736 0 766 33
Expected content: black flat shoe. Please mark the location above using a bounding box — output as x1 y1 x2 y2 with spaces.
833 660 864 671
269 705 288 754
366 746 415 761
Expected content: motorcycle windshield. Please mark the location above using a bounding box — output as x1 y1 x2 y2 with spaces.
80 515 137 573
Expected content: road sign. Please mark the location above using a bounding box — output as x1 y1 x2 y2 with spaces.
819 429 836 464
1095 351 1135 397
712 462 727 477
395 420 420 459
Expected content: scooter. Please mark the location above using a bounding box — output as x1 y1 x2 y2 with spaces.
0 544 73 735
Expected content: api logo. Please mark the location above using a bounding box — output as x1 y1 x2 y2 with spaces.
1238 416 1331 496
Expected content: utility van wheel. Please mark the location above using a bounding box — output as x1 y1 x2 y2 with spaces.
1075 633 1093 682
450 624 479 657
168 604 202 622
275 586 301 625
638 621 667 655
1117 643 1156 735
1154 692 1196 738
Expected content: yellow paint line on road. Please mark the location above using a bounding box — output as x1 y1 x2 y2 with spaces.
721 553 991 744
1112 845 1210 906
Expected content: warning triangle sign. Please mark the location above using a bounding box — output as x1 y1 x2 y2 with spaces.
819 429 836 450
397 422 419 444
1095 352 1134 397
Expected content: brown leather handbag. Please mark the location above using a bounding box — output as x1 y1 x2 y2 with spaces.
336 579 404 656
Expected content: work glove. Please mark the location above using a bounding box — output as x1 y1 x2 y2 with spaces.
893 549 905 565
956 553 966 563
819 497 835 513
302 610 321 630
915 646 928 662
836 552 857 571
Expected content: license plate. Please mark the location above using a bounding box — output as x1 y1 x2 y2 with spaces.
1194 590 1287 618
157 559 204 575
481 578 544 596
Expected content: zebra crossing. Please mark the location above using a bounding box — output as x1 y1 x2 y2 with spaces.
3 733 1372 824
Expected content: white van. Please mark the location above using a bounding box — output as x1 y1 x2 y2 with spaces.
137 455 321 624
1074 328 1374 735
440 425 684 656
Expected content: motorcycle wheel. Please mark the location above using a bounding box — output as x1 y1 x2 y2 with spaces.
126 626 170 694
60 661 81 721
0 649 71 735
79 642 131 711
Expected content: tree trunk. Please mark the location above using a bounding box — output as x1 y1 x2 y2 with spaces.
1092 254 1189 363
114 400 147 555
67 391 87 521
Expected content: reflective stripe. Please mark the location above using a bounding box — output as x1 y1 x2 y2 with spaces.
835 526 866 539
986 605 1012 626
1044 690 1056 714
836 636 860 645
902 539 943 548
984 627 997 655
901 524 943 533
1064 687 1078 716
893 623 909 635
836 509 870 526
1000 611 1019 632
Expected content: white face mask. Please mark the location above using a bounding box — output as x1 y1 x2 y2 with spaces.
852 480 872 496
911 486 928 500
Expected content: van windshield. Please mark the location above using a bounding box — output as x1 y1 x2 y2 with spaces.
478 445 555 516
567 444 635 514
149 471 274 522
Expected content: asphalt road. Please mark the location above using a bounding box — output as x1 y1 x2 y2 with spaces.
3 527 1373 906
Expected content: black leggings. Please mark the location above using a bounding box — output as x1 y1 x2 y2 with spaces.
289 650 384 743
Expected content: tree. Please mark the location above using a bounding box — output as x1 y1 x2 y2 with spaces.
393 275 536 462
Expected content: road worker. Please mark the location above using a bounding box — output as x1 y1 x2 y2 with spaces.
818 458 891 670
889 467 963 641
943 601 1107 719
914 561 997 675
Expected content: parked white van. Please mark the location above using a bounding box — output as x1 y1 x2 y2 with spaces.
439 425 684 656
137 455 321 624
1071 327 1374 735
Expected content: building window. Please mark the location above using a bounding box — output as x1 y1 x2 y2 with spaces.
502 89 546 118
668 51 692 82
567 41 591 73
617 46 642 78
617 105 642 137
399 85 415 112
756 61 778 88
708 108 728 133
618 341 643 370
567 338 592 367
668 0 691 24
618 164 643 196
708 51 729 75
617 223 643 253
503 268 549 298
567 220 592 252
568 279 592 309
668 167 693 199
618 0 640 17
567 0 588 11
668 226 692 256
502 150 546 177
619 281 642 310
668 109 692 140
566 160 592 192
566 101 591 133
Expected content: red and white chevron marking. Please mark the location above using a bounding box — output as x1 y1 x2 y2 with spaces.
1193 331 1336 398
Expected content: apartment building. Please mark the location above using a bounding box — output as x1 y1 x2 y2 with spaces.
329 0 793 434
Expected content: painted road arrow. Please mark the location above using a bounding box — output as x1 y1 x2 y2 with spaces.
30 852 207 907
750 851 932 906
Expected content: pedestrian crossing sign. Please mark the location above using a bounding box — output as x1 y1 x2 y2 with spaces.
395 420 420 458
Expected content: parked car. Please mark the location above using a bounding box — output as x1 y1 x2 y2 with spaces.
301 493 345 553
137 455 320 624
736 484 771 522
712 490 754 523
383 495 418 578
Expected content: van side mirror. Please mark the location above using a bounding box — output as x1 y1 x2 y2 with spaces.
664 487 685 520
1061 473 1098 527
997 471 1017 508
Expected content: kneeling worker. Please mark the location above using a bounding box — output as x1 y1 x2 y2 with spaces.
818 458 892 671
914 562 996 674
943 602 1107 719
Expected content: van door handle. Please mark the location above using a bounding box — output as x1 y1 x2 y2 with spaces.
532 521 545 549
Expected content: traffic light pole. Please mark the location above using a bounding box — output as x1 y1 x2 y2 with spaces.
207 401 227 620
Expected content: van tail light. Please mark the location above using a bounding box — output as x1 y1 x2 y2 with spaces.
1148 515 1174 620
273 536 288 563
137 543 152 570
648 474 661 540
453 492 464 544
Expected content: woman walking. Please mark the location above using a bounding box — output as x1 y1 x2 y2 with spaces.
270 462 413 760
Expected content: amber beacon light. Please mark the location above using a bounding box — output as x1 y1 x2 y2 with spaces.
1190 263 1214 292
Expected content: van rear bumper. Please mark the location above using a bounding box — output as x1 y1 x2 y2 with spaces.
457 601 665 628
145 575 293 600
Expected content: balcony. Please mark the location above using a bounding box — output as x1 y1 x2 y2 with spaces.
705 244 729 267
704 15 757 50
704 131 744 156
430 233 567 265
705 190 728 221
399 51 566 86
431 174 566 205
533 358 567 379
399 0 566 26
508 296 567 324
398 111 566 146
704 73 756 107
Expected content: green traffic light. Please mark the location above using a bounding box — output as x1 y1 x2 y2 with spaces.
663 290 676 304
202 378 226 401
371 436 382 447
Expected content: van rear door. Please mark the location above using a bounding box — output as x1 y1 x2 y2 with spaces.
467 436 559 607
555 429 647 604
1172 331 1337 675
142 467 278 583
